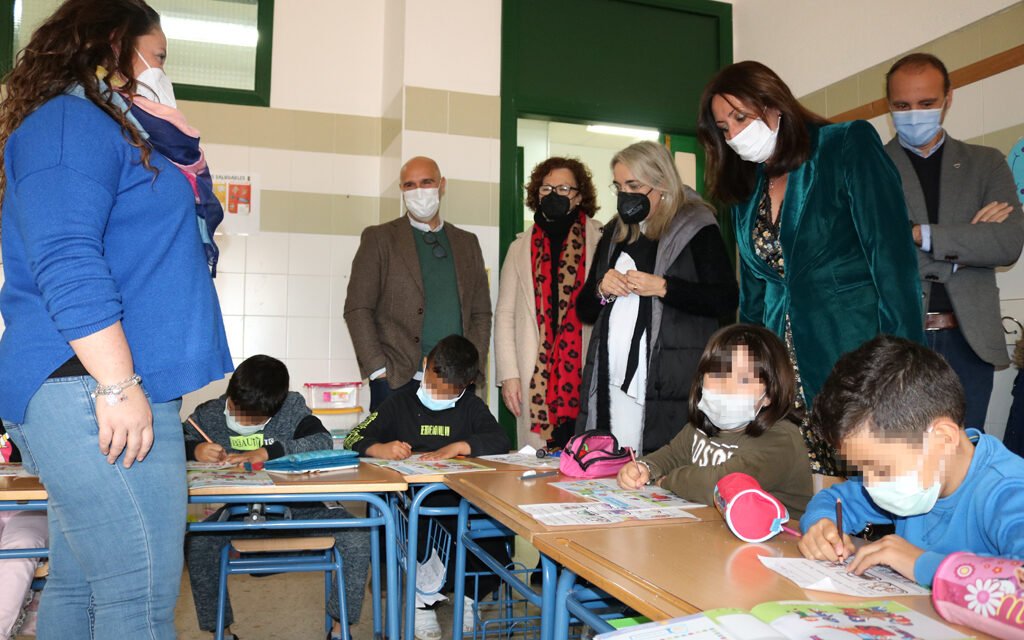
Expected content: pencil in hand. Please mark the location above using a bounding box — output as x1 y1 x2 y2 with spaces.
835 497 846 561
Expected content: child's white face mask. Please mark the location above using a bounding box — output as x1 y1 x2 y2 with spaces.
698 389 765 431
224 405 268 436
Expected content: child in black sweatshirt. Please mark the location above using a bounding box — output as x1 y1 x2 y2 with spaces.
345 336 511 640
183 355 368 640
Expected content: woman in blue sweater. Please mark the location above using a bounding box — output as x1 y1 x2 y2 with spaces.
0 2 232 638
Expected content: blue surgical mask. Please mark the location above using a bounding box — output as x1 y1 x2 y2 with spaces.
416 384 464 412
891 107 944 148
224 405 268 436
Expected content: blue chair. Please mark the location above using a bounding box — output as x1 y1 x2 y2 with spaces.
215 536 348 640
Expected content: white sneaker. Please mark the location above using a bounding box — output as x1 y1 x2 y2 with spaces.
463 596 476 633
414 607 442 640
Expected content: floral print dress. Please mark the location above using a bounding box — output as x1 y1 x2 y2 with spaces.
752 181 840 475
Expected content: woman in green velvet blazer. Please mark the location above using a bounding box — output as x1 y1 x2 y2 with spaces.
697 61 925 475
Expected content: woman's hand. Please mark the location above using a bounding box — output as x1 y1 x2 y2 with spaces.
599 269 631 298
625 270 668 297
501 378 522 417
95 384 153 468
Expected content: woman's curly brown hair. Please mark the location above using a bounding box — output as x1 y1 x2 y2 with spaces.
524 156 599 217
0 0 161 203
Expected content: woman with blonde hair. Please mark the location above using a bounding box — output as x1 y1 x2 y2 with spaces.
575 141 738 454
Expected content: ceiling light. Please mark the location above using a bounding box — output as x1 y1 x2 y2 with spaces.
585 125 660 140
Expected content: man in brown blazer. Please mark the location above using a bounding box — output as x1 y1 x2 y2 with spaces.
344 156 492 411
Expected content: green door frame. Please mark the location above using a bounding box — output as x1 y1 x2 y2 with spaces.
497 0 733 444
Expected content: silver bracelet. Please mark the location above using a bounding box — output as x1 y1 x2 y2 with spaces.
637 459 656 485
92 374 143 406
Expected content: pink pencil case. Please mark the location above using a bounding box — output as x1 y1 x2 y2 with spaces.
932 552 1024 639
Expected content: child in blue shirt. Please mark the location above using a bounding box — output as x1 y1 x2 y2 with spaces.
799 335 1024 586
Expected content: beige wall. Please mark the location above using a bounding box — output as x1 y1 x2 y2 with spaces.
173 0 503 417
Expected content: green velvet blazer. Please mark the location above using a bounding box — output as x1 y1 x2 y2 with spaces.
735 120 925 406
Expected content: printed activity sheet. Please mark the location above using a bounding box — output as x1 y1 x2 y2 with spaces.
186 469 274 489
551 478 706 510
363 454 493 477
758 556 931 597
0 463 34 478
477 452 559 469
518 502 698 526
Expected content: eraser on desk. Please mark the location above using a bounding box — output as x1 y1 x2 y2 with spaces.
244 462 264 472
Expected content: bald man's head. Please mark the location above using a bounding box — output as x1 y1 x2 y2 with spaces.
400 156 445 195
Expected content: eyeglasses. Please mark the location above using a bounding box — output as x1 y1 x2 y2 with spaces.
538 184 579 197
610 180 651 195
423 232 447 259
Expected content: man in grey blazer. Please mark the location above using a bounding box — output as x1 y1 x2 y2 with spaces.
884 53 1024 430
344 156 492 411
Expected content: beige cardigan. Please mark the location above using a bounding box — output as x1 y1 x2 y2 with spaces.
494 217 602 448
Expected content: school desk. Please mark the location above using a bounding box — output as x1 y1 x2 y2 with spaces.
443 469 713 640
372 457 536 640
0 464 407 640
190 462 407 640
532 520 994 640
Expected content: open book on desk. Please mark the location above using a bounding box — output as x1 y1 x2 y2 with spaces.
595 600 966 639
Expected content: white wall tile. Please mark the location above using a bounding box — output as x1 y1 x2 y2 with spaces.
180 378 230 420
403 0 501 96
222 315 245 359
244 274 289 316
330 358 363 382
287 275 332 317
245 232 290 274
214 234 247 274
400 130 499 183
943 81 985 141
331 236 362 276
243 316 287 358
249 147 293 192
330 274 351 319
202 143 251 173
330 321 358 360
285 358 331 391
332 154 385 197
287 317 331 359
981 65 1024 135
290 151 336 194
288 234 333 275
214 273 245 316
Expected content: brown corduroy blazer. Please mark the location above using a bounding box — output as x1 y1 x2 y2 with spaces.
343 216 492 388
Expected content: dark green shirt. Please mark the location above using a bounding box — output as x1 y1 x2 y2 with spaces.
414 226 462 358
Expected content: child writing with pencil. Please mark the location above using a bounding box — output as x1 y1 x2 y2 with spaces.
617 324 813 518
799 335 1024 586
182 355 368 640
344 335 510 640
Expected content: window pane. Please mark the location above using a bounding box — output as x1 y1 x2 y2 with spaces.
12 0 261 92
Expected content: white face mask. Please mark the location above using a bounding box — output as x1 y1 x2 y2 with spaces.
135 49 176 108
726 115 780 163
864 446 943 517
698 389 765 431
404 187 441 221
224 405 268 436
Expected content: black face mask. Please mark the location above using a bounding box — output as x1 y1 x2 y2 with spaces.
617 190 652 224
539 193 572 219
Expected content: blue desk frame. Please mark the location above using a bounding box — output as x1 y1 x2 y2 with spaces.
190 491 399 640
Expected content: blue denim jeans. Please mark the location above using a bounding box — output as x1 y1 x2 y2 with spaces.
4 376 186 640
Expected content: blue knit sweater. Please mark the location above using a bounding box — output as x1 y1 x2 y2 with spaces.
0 94 233 422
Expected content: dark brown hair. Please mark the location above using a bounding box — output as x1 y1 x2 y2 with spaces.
697 61 830 205
0 0 161 201
689 324 800 438
524 156 599 217
810 335 965 451
886 53 951 99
